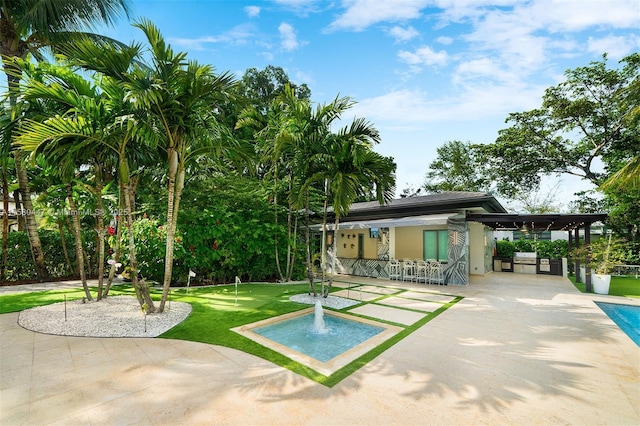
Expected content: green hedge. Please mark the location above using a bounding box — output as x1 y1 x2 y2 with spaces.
1 229 98 282
495 238 569 259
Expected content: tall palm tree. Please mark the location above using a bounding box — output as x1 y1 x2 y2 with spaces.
123 20 237 312
309 118 396 296
15 54 159 311
1 0 131 281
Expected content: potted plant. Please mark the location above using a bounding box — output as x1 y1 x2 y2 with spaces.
588 235 625 295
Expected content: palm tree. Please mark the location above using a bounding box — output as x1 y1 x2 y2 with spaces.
1 0 131 281
236 84 311 283
310 118 395 296
14 54 158 311
122 20 237 312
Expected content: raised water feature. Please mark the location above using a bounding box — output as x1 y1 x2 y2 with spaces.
232 302 402 376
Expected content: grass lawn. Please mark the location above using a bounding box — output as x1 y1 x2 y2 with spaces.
0 281 461 387
569 274 640 298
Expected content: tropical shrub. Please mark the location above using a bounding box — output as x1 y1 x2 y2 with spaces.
496 239 515 257
536 239 568 259
495 238 568 259
1 229 97 282
107 217 185 283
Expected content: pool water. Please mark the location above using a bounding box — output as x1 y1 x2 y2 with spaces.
253 313 384 362
595 302 640 347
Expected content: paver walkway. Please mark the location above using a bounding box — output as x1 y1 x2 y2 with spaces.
1 274 639 425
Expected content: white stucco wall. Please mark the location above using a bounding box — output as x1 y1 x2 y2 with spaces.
468 222 488 275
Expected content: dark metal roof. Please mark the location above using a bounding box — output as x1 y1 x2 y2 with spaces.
334 192 508 222
466 213 608 232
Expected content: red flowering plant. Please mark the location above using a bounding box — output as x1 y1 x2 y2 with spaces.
107 217 185 282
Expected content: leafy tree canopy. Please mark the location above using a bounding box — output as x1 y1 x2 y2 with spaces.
476 53 639 198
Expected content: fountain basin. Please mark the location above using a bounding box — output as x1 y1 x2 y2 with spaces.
232 307 402 376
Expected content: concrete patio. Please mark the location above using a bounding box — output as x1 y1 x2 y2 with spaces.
1 273 639 425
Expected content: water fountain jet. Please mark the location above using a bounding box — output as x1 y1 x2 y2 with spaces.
313 300 328 334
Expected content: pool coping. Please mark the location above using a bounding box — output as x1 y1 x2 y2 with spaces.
231 307 403 376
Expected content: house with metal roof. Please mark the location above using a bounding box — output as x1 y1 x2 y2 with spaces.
315 192 508 285
315 192 606 286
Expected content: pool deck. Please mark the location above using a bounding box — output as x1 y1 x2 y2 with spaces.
2 273 639 425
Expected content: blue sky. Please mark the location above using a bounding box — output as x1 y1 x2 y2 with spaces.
99 0 639 207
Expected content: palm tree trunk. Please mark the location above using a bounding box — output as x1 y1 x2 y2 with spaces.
12 190 24 230
57 220 73 275
15 151 49 281
287 211 299 282
159 149 178 312
304 188 316 295
326 215 340 297
67 183 92 300
320 180 329 296
103 189 125 298
161 167 185 310
94 165 105 300
1 168 8 284
123 181 155 312
272 163 285 282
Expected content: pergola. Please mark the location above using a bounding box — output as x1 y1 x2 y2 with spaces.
466 213 608 292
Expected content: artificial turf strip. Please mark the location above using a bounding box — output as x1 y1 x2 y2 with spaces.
569 275 640 298
0 282 463 386
0 289 87 314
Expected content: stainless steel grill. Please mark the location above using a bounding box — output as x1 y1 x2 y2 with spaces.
513 252 536 274
539 258 550 272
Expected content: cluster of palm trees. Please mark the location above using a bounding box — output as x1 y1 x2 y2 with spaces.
1 1 396 311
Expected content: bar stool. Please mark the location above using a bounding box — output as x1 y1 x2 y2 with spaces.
388 259 401 280
416 260 429 284
402 259 416 282
429 260 444 285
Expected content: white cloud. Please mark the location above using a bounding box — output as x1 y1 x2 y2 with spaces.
526 0 640 32
168 24 257 50
279 22 303 51
271 0 322 15
328 0 430 31
244 6 261 17
587 34 640 60
436 36 453 45
454 58 514 85
398 46 448 67
387 26 419 42
349 81 544 127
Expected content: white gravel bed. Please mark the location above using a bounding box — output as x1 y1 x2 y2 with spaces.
18 296 192 338
289 293 359 309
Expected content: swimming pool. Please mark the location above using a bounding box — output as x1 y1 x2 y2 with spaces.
595 302 640 347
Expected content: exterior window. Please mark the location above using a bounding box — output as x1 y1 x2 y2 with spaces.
423 230 448 262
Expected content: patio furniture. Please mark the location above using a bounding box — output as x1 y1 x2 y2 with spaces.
416 260 429 284
402 259 416 282
388 259 401 280
428 260 444 285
